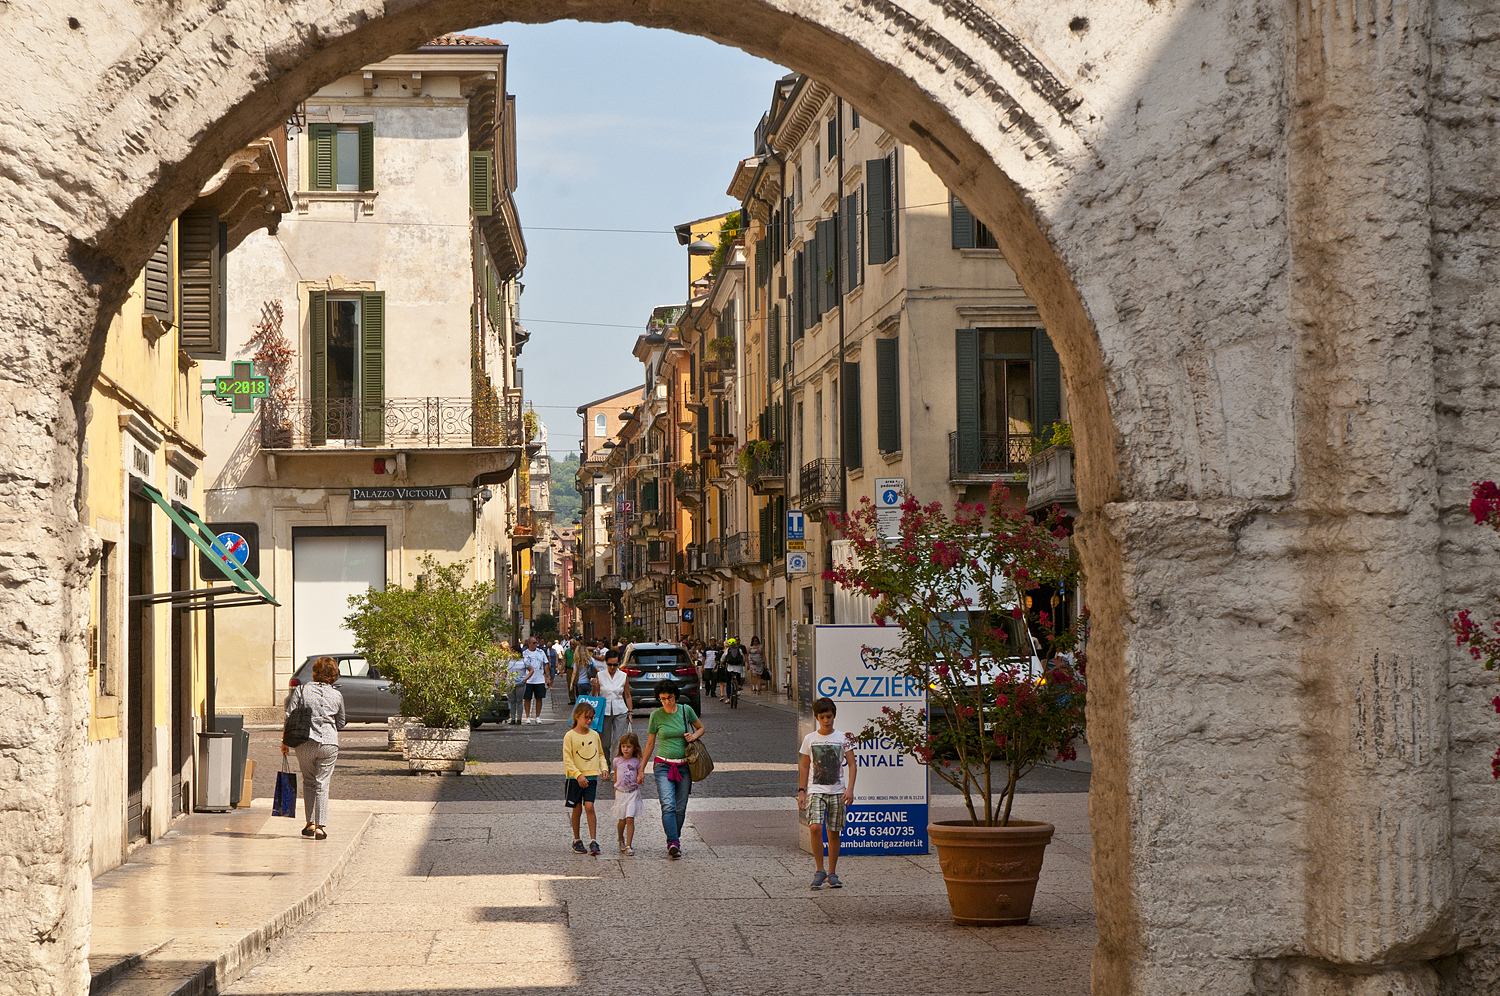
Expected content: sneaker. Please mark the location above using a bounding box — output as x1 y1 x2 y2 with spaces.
571 839 587 854
667 842 681 859
589 840 601 856
811 870 828 890
827 873 843 889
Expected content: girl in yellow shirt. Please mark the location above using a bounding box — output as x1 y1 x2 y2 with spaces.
563 702 606 855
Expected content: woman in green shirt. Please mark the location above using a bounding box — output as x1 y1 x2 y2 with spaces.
641 680 705 859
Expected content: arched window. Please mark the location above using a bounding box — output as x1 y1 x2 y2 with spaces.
594 413 607 437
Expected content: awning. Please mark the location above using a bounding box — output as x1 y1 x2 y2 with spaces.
130 482 279 609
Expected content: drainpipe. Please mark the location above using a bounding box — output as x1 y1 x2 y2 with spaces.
836 97 848 520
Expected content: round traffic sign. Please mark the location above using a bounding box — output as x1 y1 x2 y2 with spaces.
215 531 250 567
882 488 900 506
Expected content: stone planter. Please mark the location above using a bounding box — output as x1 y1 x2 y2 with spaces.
928 820 1054 926
388 715 421 752
404 725 470 773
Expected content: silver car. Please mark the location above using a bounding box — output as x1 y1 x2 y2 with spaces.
289 654 398 723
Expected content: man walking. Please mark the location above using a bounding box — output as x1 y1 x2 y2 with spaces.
506 646 527 724
522 636 550 724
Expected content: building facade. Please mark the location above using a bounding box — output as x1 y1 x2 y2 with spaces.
202 35 527 719
83 132 290 872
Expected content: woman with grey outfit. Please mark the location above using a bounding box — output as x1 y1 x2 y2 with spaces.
281 656 346 840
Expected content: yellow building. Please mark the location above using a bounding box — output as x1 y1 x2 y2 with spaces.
83 134 289 874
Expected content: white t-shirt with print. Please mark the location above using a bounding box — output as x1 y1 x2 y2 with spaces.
523 649 548 684
800 728 853 796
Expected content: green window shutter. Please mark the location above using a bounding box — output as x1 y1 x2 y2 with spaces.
143 231 173 322
360 291 385 446
767 303 780 378
486 265 502 326
759 504 772 562
887 151 899 257
755 241 768 286
308 123 336 191
641 479 658 512
816 218 835 317
1034 328 1062 433
308 290 327 446
177 208 221 358
955 329 979 473
844 193 860 291
470 150 494 216
842 359 862 471
866 158 890 265
793 251 806 340
357 123 375 192
877 337 901 453
836 205 849 297
951 194 975 249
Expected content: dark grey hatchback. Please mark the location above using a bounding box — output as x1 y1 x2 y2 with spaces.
289 654 509 726
622 643 701 715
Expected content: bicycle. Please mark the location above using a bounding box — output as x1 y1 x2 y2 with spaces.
727 671 740 709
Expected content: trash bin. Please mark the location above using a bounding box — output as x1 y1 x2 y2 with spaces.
214 714 248 806
196 731 233 812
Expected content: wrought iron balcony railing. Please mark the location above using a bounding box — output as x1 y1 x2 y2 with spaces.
798 458 842 511
725 531 761 568
948 430 1030 480
746 445 785 493
533 572 557 590
261 396 524 449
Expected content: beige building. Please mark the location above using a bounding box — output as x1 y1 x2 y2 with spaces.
83 134 290 872
202 35 527 719
572 385 642 641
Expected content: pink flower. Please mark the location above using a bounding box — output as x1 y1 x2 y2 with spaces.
1472 481 1500 530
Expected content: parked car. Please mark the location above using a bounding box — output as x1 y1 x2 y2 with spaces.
621 643 701 715
289 654 509 725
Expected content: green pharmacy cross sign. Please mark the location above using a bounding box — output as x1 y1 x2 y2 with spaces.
202 361 270 413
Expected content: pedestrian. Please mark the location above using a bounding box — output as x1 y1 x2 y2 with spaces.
281 656 346 841
747 636 766 694
563 701 605 856
722 638 745 702
573 641 598 701
506 646 526 724
563 639 577 704
798 696 857 889
611 730 644 855
702 641 719 699
595 646 633 767
640 680 704 859
522 636 549 724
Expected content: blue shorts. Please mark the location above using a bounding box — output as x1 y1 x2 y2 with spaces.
565 777 598 808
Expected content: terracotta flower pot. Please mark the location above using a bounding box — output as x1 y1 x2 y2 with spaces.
928 819 1054 926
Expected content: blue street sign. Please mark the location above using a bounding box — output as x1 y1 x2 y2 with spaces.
787 509 806 542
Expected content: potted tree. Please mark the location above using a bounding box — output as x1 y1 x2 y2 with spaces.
825 485 1087 926
345 556 512 773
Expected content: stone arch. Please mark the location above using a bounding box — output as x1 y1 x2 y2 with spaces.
2 1 1493 994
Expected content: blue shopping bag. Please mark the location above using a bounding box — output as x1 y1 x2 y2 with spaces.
576 694 607 732
271 757 297 817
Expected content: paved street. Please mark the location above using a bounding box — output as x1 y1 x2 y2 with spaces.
216 688 1095 995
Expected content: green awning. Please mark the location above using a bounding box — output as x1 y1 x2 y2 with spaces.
138 483 279 606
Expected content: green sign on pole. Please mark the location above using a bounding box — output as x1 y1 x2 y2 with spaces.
202 361 270 413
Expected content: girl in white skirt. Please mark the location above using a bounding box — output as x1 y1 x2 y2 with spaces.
611 731 645 854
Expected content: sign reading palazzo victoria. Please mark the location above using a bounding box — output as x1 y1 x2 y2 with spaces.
350 487 454 501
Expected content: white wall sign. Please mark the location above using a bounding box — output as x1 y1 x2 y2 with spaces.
787 550 808 575
874 477 905 537
664 594 679 609
810 625 928 855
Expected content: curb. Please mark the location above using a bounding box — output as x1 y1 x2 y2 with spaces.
92 811 373 996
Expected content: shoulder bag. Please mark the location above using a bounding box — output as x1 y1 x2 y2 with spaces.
283 685 312 748
682 709 714 782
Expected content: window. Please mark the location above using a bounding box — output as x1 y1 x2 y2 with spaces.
842 360 862 470
851 107 860 131
307 122 374 192
814 390 823 459
469 151 494 216
828 117 839 161
830 377 839 459
178 208 226 358
843 189 862 293
794 163 803 205
96 543 114 697
954 328 1061 474
594 413 607 437
814 142 821 171
950 194 998 249
308 289 386 445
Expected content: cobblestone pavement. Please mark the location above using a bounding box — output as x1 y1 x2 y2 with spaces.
247 686 1089 805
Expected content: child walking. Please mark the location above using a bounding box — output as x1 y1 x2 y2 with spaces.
563 702 606 855
611 731 645 855
798 696 858 889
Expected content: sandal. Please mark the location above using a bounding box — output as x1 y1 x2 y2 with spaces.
301 825 316 837
313 829 327 841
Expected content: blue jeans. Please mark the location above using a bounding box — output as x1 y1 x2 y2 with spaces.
654 761 691 843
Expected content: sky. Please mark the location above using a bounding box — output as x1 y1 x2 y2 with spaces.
467 20 789 451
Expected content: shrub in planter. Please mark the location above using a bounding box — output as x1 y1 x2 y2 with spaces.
825 484 1087 924
345 555 513 731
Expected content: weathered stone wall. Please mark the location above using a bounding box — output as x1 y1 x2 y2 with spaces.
0 1 1493 994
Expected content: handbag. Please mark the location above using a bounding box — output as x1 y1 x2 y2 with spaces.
282 685 312 748
271 755 298 818
682 711 714 782
577 694 607 733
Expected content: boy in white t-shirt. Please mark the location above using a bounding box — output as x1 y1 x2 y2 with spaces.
798 696 858 890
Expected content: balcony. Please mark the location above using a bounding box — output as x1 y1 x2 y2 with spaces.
512 507 537 548
262 396 524 449
725 531 766 580
1025 444 1077 513
798 458 842 518
948 430 1030 483
534 572 557 591
745 444 785 494
673 465 704 509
